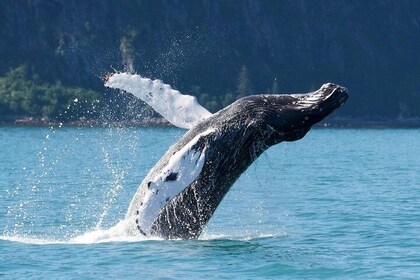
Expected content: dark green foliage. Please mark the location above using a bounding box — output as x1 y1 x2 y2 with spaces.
0 66 101 120
193 86 236 113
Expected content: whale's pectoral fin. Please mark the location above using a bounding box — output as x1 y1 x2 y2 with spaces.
130 128 216 236
104 72 213 129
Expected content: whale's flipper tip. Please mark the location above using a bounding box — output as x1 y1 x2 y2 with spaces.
104 72 213 129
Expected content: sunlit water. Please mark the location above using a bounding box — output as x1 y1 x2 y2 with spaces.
1 127 419 279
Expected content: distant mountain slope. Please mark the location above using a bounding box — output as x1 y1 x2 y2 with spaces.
0 0 419 118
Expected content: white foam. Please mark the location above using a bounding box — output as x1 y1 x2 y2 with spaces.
0 231 283 244
105 72 213 129
0 220 160 245
69 220 149 244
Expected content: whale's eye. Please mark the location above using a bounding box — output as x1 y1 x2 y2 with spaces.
164 172 178 182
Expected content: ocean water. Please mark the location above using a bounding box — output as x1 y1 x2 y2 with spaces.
0 126 419 279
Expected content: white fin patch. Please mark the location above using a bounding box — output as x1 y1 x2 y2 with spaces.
105 72 213 129
131 128 215 235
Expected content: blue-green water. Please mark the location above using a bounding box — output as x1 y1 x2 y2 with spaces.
1 127 419 279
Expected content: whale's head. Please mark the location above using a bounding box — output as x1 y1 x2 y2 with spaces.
242 83 348 145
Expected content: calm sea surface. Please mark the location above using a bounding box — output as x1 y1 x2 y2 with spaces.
0 127 419 279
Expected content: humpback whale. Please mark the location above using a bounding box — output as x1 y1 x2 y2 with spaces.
106 74 348 239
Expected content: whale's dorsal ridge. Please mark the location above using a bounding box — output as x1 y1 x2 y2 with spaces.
105 72 213 129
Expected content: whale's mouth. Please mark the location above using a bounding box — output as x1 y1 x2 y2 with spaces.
264 83 348 144
291 83 348 127
322 83 349 108
295 83 348 112
316 84 348 119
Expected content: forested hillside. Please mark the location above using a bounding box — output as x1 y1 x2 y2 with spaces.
1 0 419 121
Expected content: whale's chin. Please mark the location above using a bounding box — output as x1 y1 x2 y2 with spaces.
282 127 311 142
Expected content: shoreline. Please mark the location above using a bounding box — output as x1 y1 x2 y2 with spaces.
0 117 172 128
1 116 420 128
314 117 420 128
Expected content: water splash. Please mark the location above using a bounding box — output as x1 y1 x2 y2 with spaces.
2 126 143 242
0 221 287 245
95 145 126 229
0 220 144 245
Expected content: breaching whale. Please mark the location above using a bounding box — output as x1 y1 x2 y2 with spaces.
106 73 348 239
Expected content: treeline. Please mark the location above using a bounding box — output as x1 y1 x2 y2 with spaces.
0 65 148 122
0 64 273 121
0 65 163 122
0 66 101 120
